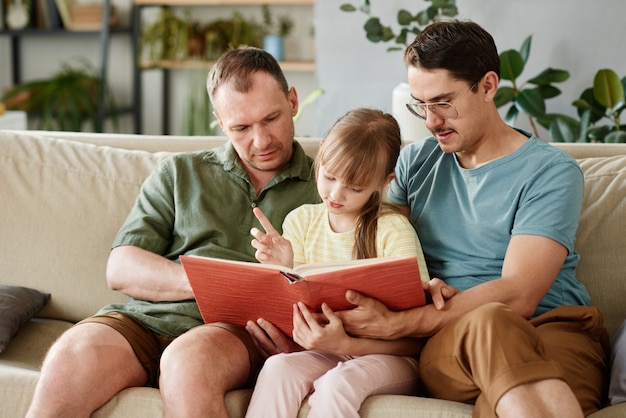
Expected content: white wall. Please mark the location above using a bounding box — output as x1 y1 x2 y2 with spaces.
314 0 626 139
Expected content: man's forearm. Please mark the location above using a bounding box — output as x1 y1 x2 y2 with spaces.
106 245 194 302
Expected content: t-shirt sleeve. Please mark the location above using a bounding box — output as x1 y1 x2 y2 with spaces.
512 160 583 252
378 214 430 281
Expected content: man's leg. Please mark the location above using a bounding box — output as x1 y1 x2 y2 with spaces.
159 323 261 418
27 322 148 418
420 302 586 418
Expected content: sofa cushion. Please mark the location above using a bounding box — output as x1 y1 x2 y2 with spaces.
0 286 50 353
575 155 626 337
0 132 171 323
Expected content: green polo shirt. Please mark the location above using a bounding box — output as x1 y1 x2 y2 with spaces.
98 141 319 337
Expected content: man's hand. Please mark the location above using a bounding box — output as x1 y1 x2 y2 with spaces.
245 318 301 358
337 280 458 340
250 207 294 268
335 290 397 340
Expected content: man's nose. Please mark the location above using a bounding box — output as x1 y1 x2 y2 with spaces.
252 125 272 149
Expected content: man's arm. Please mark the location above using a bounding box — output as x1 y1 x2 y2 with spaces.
340 234 567 339
106 245 194 302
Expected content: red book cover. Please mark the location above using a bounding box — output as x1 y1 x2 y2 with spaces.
181 255 426 337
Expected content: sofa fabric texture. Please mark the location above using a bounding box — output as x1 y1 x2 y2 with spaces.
1 130 625 417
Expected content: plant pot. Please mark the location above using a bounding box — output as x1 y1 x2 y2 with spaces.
392 82 432 142
264 34 285 61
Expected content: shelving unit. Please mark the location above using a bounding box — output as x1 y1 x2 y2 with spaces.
132 0 315 134
0 0 137 132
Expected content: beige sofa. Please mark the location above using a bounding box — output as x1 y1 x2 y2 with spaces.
1 129 625 418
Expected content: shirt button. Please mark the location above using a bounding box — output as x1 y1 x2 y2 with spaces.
251 202 257 208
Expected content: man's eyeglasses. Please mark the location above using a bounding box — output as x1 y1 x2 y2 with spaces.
406 83 478 121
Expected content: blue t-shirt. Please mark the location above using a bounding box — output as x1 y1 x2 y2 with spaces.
388 134 590 317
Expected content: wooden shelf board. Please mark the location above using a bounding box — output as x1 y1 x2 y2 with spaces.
134 0 312 5
141 60 315 72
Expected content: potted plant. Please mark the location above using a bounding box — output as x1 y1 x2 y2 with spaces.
261 4 294 61
204 12 264 60
1 61 117 132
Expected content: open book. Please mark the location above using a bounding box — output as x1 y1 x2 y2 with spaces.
180 255 426 336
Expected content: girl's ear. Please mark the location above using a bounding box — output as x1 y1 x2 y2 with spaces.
381 172 395 189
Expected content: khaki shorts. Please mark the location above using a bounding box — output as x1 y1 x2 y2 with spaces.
419 302 609 417
79 312 264 388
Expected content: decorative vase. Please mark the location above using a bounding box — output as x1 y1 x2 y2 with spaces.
263 34 284 62
392 82 432 142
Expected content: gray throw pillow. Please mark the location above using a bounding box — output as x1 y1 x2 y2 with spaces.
0 285 50 353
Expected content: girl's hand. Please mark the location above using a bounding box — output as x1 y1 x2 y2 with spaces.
250 207 294 267
292 302 350 354
423 278 458 310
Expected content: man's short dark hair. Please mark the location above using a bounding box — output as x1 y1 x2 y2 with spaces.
207 46 290 104
404 20 501 85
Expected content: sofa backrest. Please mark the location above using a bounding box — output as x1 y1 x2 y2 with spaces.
553 143 626 337
1 131 624 338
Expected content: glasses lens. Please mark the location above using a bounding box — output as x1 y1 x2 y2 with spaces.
406 102 458 120
431 103 457 120
406 103 425 119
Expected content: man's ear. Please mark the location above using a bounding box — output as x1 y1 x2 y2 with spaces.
481 71 500 101
213 111 224 131
288 87 299 117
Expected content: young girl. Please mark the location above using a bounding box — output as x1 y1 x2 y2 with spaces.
245 108 430 418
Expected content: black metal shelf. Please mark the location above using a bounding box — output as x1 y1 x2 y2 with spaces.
0 0 138 133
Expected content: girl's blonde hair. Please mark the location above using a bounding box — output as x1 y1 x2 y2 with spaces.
314 108 403 259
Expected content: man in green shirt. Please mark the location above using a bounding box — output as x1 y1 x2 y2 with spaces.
27 46 319 418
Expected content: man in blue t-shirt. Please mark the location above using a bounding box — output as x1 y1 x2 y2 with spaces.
336 21 609 418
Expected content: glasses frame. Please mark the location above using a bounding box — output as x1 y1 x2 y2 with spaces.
406 82 478 121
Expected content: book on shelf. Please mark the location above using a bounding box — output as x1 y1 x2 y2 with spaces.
54 0 117 31
181 254 426 337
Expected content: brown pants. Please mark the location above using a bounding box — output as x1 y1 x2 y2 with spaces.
79 313 264 388
419 302 609 418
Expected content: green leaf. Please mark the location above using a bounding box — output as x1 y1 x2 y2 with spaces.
364 18 385 42
593 69 625 109
536 112 570 130
516 89 546 117
500 50 525 82
494 86 515 108
520 36 532 64
527 68 569 85
441 5 459 17
586 125 612 143
606 130 626 143
416 10 432 26
578 88 605 123
339 4 356 12
535 85 561 100
549 119 575 142
504 104 519 125
549 115 580 142
397 10 414 26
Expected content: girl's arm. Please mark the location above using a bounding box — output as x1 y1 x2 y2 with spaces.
292 302 423 356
